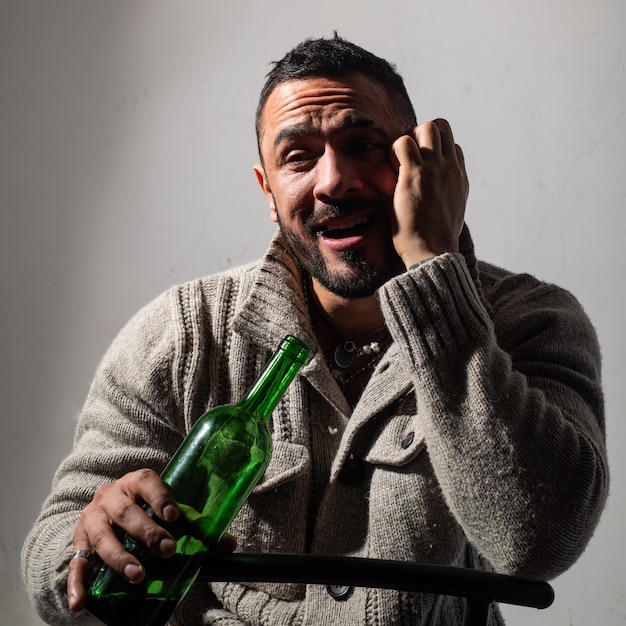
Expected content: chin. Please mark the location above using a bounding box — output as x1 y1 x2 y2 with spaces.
316 256 403 299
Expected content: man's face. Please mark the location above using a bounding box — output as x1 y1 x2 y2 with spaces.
254 73 408 299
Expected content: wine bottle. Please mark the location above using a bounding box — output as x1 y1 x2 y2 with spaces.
85 335 310 626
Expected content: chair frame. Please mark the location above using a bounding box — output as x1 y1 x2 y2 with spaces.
199 553 554 626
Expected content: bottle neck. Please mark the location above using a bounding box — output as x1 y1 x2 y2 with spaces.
239 337 309 421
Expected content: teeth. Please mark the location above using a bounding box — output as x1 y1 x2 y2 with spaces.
322 216 368 232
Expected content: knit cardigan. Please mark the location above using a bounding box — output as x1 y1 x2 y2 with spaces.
22 230 608 625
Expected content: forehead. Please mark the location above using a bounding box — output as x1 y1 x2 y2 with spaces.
259 73 403 149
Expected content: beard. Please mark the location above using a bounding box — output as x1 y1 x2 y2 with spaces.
275 201 405 299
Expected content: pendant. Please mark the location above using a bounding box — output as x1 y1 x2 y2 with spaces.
334 341 356 368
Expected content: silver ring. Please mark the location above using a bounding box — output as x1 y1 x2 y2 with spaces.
71 549 93 562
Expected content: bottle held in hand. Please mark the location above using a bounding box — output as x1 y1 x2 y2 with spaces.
85 335 310 626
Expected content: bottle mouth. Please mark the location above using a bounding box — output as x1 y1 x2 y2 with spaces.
280 335 311 365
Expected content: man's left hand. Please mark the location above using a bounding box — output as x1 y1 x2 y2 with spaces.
390 118 469 267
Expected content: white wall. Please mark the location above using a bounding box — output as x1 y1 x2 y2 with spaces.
1 1 624 623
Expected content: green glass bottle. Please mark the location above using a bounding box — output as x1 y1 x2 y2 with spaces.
85 335 310 626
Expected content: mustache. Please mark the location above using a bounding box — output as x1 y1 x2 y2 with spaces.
305 198 386 232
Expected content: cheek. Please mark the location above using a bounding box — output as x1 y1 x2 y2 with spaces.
274 180 313 223
266 176 302 223
374 164 399 197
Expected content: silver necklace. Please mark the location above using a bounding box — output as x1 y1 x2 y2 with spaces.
333 338 383 369
303 277 388 370
331 348 385 384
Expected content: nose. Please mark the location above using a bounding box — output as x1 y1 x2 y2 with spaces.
313 148 363 203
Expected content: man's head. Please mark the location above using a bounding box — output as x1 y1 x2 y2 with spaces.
254 36 416 299
255 34 417 156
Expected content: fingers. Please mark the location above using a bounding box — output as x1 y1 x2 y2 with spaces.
389 118 468 265
92 469 178 563
431 118 456 155
120 467 180 524
67 550 93 612
455 143 469 199
393 118 460 165
413 120 443 156
95 471 177 552
67 469 180 611
392 133 421 171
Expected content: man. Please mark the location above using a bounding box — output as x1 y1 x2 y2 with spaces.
22 35 608 625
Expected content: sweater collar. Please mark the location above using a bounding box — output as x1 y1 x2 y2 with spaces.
231 222 486 388
231 232 354 412
232 222 485 348
231 231 317 354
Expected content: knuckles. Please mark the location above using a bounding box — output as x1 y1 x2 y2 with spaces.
140 521 167 550
89 525 111 551
108 545 134 571
112 499 137 524
133 467 159 484
71 468 176 580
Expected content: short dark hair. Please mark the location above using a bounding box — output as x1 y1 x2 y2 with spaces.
255 34 417 152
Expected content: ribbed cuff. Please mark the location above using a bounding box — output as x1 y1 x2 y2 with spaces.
380 254 493 368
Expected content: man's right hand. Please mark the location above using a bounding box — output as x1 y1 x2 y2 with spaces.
67 468 179 612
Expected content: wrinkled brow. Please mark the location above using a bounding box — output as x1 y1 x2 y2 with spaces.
272 115 389 150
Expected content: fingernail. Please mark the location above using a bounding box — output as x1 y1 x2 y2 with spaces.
123 563 143 583
162 504 179 522
159 537 176 556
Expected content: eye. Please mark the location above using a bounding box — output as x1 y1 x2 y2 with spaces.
356 140 378 151
286 151 309 162
350 138 386 154
282 150 317 171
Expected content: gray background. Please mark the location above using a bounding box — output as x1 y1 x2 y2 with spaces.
1 1 624 623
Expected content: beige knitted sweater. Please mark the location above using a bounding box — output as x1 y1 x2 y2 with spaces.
22 231 608 625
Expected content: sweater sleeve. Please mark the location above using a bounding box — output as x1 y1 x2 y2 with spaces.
378 253 608 581
20 285 195 625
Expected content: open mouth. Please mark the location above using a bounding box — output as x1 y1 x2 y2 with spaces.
317 215 371 239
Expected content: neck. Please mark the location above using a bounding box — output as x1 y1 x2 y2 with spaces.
308 276 384 338
306 275 389 407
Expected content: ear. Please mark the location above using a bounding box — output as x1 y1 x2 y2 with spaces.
253 163 278 223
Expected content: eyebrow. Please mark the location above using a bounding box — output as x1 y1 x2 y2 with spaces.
272 115 389 150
